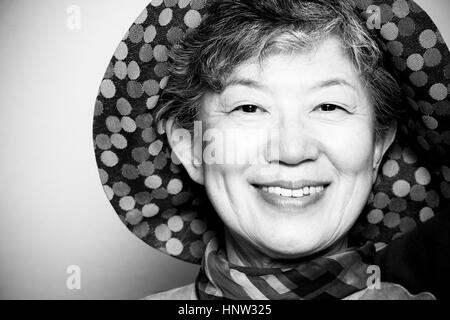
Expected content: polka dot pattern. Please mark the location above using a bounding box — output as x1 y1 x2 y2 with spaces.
409 71 427 87
419 29 437 49
392 180 411 197
100 80 116 99
430 83 448 101
374 192 390 209
184 10 202 28
410 185 426 201
406 53 424 71
143 203 159 217
381 22 399 40
114 42 128 60
94 0 450 264
133 222 150 239
114 61 127 80
415 167 431 185
368 209 384 224
398 17 415 37
168 215 184 232
392 0 409 18
424 48 441 67
159 8 173 26
145 175 162 189
382 160 399 177
155 224 171 241
166 238 183 255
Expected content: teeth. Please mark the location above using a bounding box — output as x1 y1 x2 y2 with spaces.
261 185 325 198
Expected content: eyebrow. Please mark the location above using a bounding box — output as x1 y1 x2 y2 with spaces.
311 78 357 91
223 77 357 92
223 77 267 90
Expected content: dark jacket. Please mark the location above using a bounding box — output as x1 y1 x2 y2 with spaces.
376 211 450 299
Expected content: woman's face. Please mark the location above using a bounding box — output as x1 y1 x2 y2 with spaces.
170 37 395 259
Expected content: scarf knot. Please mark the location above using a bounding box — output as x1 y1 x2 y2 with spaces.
195 238 376 300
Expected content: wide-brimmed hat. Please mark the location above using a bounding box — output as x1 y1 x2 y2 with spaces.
93 0 450 264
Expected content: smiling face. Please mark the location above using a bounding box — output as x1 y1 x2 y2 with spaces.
167 37 396 261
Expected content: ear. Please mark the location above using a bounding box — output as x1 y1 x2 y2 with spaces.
372 122 397 184
165 117 204 185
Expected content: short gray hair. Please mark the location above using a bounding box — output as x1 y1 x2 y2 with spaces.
154 0 404 137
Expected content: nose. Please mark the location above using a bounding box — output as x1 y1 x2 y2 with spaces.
267 115 320 166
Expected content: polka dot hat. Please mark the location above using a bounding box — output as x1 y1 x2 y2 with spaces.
93 0 450 264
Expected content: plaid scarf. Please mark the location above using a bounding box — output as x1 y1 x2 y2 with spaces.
195 238 376 300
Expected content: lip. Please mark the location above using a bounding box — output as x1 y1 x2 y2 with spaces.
251 179 330 190
252 183 329 212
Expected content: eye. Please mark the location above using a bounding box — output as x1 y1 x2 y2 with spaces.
316 103 347 112
232 104 264 113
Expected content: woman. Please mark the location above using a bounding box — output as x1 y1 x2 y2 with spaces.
93 0 449 299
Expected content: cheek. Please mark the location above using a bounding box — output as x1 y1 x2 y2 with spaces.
322 123 375 174
202 163 253 235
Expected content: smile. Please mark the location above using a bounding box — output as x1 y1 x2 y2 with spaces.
260 185 325 198
252 182 330 211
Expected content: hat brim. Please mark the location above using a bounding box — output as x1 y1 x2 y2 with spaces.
93 0 450 264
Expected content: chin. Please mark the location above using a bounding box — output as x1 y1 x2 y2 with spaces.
253 228 338 259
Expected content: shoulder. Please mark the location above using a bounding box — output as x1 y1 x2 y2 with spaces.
142 283 197 300
343 282 436 300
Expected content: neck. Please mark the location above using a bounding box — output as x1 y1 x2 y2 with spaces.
224 229 348 269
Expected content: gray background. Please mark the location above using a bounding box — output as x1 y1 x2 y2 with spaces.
0 0 449 299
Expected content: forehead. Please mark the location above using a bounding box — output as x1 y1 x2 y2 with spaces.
223 37 363 91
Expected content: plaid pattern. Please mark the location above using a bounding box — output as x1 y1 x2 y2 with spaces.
195 239 376 300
